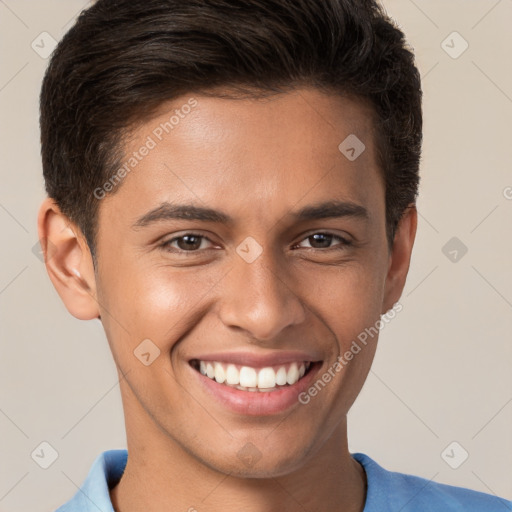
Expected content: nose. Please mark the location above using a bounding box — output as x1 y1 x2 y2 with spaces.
218 248 306 342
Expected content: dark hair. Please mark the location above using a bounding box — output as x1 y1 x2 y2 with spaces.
40 0 422 265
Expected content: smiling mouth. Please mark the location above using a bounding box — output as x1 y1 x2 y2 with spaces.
189 359 316 392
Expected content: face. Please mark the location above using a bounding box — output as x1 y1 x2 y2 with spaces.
40 87 416 478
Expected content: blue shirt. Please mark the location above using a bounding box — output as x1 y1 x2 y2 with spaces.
55 449 512 511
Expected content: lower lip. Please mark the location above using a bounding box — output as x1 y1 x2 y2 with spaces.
190 361 323 416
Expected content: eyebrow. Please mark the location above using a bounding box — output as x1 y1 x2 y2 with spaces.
132 199 369 229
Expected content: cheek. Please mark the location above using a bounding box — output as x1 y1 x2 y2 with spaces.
297 265 383 409
96 258 227 362
298 260 385 345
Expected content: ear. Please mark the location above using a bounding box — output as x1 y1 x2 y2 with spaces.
37 197 100 320
381 204 417 314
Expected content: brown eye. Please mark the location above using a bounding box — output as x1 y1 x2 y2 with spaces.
162 233 213 253
296 232 351 250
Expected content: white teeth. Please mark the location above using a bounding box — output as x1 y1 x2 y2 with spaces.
195 360 311 390
214 362 226 384
257 367 276 388
275 366 287 386
239 366 257 387
226 364 239 385
286 362 299 385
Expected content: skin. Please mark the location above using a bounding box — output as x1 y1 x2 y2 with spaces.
37 87 417 512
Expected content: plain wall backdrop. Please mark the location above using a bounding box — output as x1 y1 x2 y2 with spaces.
0 1 511 510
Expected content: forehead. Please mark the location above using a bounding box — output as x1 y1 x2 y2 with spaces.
100 87 383 229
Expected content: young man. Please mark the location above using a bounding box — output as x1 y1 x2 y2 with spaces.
37 0 511 510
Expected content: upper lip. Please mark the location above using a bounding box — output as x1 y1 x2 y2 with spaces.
189 351 322 368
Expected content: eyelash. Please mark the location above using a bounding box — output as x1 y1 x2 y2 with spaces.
159 231 352 255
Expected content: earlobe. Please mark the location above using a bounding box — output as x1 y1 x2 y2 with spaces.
37 197 100 320
381 204 418 314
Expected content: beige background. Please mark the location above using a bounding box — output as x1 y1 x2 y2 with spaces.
1 1 511 510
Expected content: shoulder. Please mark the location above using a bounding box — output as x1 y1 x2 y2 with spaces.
352 452 512 512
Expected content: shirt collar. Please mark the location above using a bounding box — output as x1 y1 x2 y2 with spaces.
57 449 127 512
